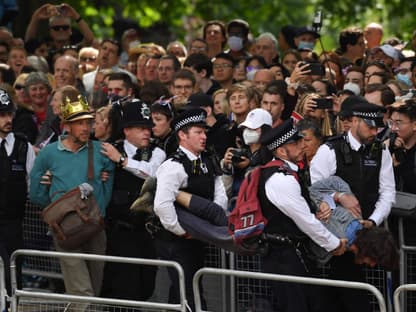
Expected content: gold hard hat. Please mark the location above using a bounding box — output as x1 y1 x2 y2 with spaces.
61 95 94 122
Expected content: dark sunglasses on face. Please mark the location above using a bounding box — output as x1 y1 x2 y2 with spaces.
80 56 97 62
50 25 70 31
14 84 24 90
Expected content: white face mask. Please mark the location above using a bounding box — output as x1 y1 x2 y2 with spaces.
343 82 361 95
228 36 244 51
243 128 260 145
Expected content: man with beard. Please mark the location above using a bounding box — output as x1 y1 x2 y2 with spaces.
310 96 395 312
0 88 36 294
30 92 114 302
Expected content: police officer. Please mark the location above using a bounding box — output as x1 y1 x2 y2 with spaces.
259 118 346 312
153 108 228 310
100 99 166 304
310 96 395 312
0 88 36 294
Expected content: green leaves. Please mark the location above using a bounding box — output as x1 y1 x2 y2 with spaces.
62 0 415 49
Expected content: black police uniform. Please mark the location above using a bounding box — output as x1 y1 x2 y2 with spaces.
154 149 217 310
0 133 28 293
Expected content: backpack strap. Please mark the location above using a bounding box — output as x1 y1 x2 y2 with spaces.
88 141 94 181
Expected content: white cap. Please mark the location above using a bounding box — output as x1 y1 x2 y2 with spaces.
239 108 273 129
374 44 400 60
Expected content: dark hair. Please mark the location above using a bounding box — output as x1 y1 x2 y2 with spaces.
279 25 297 50
267 62 290 79
296 117 323 142
184 53 212 77
364 61 390 75
160 54 181 72
172 68 196 87
203 20 227 48
263 80 286 98
245 55 267 70
353 227 399 270
107 72 133 90
139 80 170 105
313 79 337 96
365 83 395 106
346 65 364 75
101 39 122 56
339 27 364 53
212 52 236 67
0 66 15 85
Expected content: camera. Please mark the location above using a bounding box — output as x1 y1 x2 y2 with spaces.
315 98 333 109
231 148 250 164
312 11 322 33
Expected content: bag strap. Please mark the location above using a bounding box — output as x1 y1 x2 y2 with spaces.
88 140 94 181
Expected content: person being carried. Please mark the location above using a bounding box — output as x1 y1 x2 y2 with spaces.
133 175 398 269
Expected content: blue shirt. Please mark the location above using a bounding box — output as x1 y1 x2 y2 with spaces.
30 138 114 215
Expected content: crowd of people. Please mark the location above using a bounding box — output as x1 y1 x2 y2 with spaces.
1 2 416 311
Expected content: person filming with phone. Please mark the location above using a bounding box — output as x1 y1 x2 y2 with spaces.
25 3 94 51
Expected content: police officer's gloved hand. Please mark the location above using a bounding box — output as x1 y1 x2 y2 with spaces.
130 177 156 213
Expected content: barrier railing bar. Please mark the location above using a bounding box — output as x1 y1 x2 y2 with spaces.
14 290 182 310
10 249 187 312
394 284 416 312
193 267 386 312
0 257 6 312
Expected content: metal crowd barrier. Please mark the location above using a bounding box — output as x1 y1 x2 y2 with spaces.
193 268 387 312
394 284 416 312
10 249 188 312
0 257 6 312
398 217 416 311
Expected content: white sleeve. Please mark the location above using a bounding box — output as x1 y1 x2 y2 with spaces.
154 159 187 236
213 176 228 211
265 172 340 252
369 148 396 224
310 144 337 184
123 147 166 179
25 143 36 192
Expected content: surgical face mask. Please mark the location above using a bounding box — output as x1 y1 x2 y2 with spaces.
243 128 260 145
297 41 315 51
396 73 412 87
343 82 361 95
228 36 243 52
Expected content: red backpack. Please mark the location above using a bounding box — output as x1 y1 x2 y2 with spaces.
228 159 299 246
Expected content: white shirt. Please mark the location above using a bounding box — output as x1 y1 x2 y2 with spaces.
154 146 228 236
265 159 340 252
0 133 36 190
122 140 166 179
310 131 395 225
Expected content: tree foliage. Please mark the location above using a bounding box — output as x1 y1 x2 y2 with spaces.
15 0 416 50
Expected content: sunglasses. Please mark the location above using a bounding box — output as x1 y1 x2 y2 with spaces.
50 25 70 31
80 56 97 62
14 84 24 90
152 96 175 117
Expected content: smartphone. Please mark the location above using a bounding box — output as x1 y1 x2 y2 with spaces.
306 62 325 76
315 98 333 109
